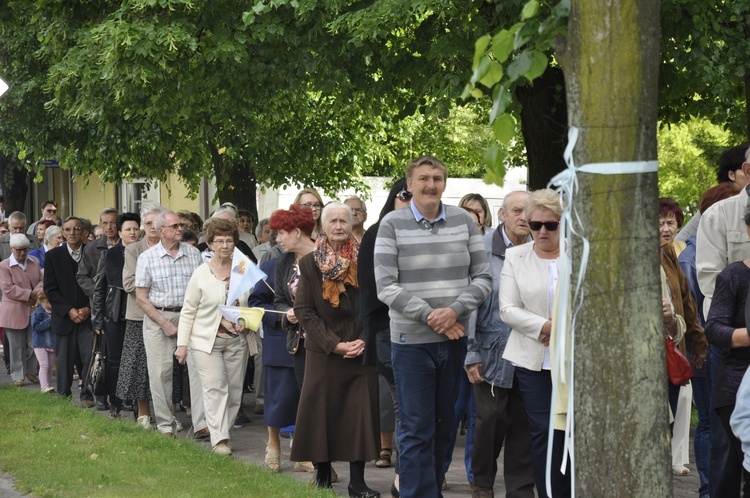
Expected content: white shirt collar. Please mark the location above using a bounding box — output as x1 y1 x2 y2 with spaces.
9 253 26 270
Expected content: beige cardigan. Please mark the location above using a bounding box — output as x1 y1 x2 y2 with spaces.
177 262 254 355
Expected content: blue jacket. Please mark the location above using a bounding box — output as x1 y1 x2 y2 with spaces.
31 306 55 349
466 227 530 388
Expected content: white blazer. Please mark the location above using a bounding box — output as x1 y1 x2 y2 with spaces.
500 241 560 371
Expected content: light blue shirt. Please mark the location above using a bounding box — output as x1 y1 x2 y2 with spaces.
410 200 446 224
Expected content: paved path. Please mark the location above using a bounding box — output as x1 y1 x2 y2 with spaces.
0 364 702 497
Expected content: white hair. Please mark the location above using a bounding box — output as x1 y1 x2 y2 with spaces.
44 226 62 245
321 202 353 226
9 233 29 249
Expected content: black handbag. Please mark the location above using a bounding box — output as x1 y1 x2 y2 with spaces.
86 333 108 396
286 328 301 355
104 286 124 321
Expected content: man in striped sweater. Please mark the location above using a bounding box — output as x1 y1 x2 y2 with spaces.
374 156 492 498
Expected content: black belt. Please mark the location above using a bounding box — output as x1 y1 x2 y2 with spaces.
155 306 182 313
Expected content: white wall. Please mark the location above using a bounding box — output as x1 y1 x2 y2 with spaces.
256 167 528 230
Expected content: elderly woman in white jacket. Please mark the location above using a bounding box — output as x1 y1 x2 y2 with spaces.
499 188 570 498
175 218 256 456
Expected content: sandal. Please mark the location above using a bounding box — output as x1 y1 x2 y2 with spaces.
264 446 280 472
376 448 392 468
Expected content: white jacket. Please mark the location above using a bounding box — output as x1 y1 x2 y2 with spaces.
500 242 560 371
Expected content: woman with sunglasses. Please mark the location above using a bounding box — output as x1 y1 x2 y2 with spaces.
499 188 570 498
358 178 410 496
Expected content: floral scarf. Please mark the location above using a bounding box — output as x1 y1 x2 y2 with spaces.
313 233 359 307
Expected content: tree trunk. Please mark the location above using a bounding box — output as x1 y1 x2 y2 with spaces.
560 0 668 496
517 66 568 190
0 153 29 214
208 142 259 224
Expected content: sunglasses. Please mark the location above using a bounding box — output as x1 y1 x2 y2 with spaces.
396 190 413 201
528 221 560 232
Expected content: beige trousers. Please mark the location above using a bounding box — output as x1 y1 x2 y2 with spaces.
190 335 248 447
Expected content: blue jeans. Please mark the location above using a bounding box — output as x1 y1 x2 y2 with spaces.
443 368 476 483
515 367 570 498
392 340 461 498
691 373 711 497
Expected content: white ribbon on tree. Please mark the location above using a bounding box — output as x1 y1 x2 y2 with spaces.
545 127 658 497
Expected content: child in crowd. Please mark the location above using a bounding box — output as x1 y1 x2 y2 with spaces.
32 290 55 393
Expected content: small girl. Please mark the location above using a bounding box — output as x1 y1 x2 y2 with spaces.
32 290 56 393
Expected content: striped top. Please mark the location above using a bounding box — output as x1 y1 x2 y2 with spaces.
374 203 492 344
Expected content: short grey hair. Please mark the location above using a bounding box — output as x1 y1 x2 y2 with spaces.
212 206 237 221
8 211 25 224
321 201 353 226
99 207 118 221
9 233 29 249
344 196 366 212
44 225 61 245
153 210 176 229
255 218 269 237
142 206 166 220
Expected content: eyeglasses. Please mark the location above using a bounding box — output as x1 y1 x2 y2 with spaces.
45 208 57 214
300 202 323 209
528 221 560 232
396 190 413 201
63 227 82 233
162 223 182 230
11 247 28 252
351 208 365 214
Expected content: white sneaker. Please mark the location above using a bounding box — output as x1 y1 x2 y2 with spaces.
136 415 151 429
173 419 183 433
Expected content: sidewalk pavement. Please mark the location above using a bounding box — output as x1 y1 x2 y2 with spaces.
0 357 701 497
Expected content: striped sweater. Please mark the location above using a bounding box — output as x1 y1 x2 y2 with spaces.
374 204 492 344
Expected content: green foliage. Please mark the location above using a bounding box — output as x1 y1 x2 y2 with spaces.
1 0 508 204
660 0 750 138
657 118 740 217
463 0 569 184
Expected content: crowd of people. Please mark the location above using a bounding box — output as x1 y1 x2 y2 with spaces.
7 147 750 498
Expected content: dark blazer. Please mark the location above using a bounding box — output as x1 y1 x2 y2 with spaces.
43 245 92 336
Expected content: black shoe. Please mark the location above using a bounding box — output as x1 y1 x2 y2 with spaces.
390 482 399 498
108 407 120 419
121 400 134 412
233 412 251 429
249 383 255 393
348 484 380 498
96 400 109 411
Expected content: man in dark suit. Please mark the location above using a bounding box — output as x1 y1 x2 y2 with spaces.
43 216 94 406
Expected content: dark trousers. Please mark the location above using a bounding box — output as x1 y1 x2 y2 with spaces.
710 345 733 498
103 319 126 408
514 367 571 498
2 331 10 373
716 405 750 498
56 323 94 401
472 379 535 497
392 340 460 498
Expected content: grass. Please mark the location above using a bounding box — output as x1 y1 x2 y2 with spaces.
0 386 334 498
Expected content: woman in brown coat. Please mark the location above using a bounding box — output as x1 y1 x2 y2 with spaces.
291 202 380 498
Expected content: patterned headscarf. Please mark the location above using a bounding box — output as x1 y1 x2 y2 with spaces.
313 233 359 307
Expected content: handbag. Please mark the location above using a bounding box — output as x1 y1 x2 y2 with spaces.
86 333 108 396
665 334 692 386
286 328 301 355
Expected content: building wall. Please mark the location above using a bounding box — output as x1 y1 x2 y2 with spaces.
72 173 118 222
